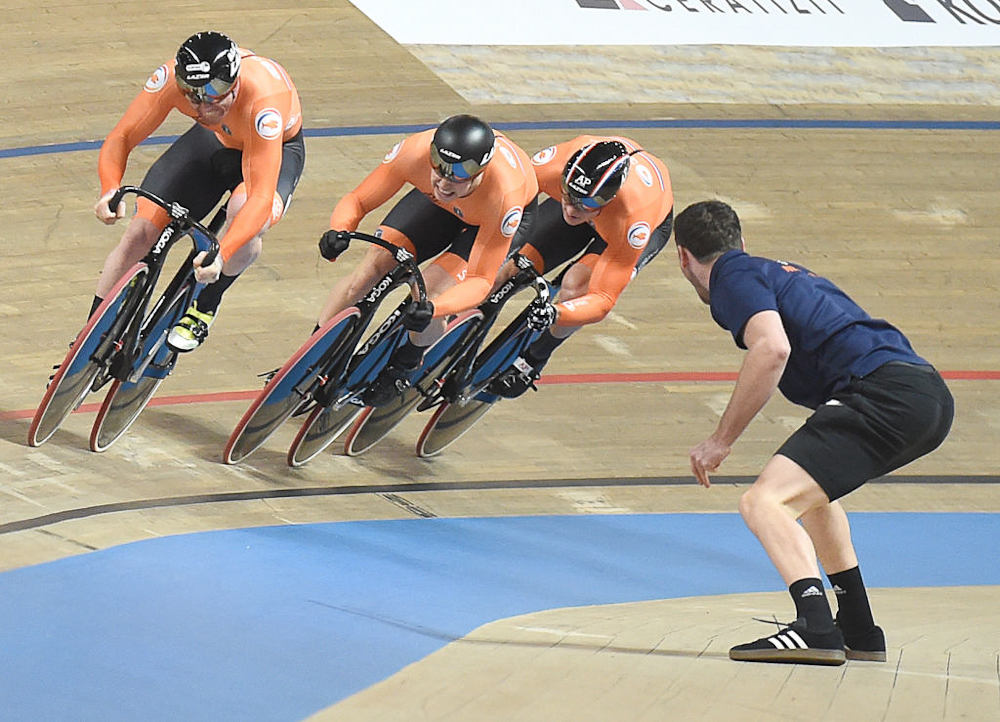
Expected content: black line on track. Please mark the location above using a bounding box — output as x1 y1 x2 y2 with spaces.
1 475 997 536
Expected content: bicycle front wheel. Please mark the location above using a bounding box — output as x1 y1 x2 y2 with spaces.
89 287 187 452
28 264 148 447
223 308 362 464
343 310 483 457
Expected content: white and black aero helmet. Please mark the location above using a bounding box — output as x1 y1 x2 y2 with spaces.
561 141 631 210
175 31 240 102
429 114 496 180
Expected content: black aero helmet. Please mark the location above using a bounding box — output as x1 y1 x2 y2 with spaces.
561 141 631 210
175 31 240 102
430 115 496 180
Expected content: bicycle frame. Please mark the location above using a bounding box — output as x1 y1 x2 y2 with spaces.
294 233 428 411
91 186 221 390
419 254 552 409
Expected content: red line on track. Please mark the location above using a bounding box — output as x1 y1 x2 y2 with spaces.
4 370 997 422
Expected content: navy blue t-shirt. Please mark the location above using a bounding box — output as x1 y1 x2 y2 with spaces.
709 250 926 409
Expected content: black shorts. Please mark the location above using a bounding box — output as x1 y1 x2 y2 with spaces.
140 123 305 223
511 197 673 278
381 188 537 264
777 361 955 501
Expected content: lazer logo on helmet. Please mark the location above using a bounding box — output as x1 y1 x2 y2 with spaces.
437 148 462 161
184 61 212 81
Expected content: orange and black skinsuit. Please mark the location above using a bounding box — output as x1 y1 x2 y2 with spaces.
98 49 304 261
522 134 674 327
328 128 538 318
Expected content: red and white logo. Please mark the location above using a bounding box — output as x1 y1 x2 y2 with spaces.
383 140 403 163
627 221 650 249
255 108 283 140
635 163 654 187
501 207 523 237
531 146 557 166
144 65 169 93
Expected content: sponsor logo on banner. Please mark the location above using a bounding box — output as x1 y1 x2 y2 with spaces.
501 207 523 237
576 0 1000 31
627 221 650 249
348 0 999 46
145 65 169 93
255 109 283 140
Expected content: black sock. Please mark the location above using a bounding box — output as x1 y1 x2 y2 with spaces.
789 577 835 631
393 339 426 369
827 566 876 633
195 272 240 314
524 330 566 368
90 296 103 319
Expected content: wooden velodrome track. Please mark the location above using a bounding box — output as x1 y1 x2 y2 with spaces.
3 2 1000 720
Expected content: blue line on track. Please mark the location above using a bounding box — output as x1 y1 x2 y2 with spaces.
3 118 998 159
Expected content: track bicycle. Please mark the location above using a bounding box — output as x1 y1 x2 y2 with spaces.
222 230 429 466
28 187 221 451
340 252 554 458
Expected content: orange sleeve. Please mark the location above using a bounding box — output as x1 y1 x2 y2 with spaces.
555 236 641 326
428 224 510 318
97 64 176 195
217 136 282 259
329 137 413 231
217 103 289 259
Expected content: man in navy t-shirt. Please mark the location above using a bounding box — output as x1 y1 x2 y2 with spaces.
673 199 953 666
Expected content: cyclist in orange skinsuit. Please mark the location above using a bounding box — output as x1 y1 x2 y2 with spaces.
489 135 674 398
316 114 538 407
93 31 305 351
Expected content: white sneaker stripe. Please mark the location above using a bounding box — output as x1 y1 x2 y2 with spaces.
768 636 785 649
785 630 808 649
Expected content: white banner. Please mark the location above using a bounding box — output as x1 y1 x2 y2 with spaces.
349 0 1000 47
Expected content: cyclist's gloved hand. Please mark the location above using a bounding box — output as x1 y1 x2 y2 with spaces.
403 299 434 332
527 300 558 331
319 230 352 261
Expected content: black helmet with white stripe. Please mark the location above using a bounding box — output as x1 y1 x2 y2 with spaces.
175 31 240 103
561 141 631 210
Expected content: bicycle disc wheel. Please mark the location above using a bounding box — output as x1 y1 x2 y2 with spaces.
89 288 188 452
286 402 363 467
415 397 496 458
223 308 361 464
343 310 483 457
28 264 148 447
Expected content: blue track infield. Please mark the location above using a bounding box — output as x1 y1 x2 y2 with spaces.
0 511 997 721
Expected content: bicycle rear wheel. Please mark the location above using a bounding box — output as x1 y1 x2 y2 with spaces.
415 313 536 458
28 264 148 447
343 310 483 457
89 287 188 452
223 308 361 464
415 396 497 458
286 402 364 467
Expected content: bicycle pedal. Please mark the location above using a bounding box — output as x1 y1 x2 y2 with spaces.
257 367 280 385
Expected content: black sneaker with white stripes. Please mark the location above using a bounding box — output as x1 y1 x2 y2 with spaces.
839 622 886 662
729 617 846 665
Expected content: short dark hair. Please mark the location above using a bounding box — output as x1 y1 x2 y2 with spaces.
673 200 743 262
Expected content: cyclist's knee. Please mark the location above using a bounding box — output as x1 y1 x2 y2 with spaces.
224 237 262 275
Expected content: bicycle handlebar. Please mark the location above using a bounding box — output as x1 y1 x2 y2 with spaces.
109 186 220 268
333 230 428 303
